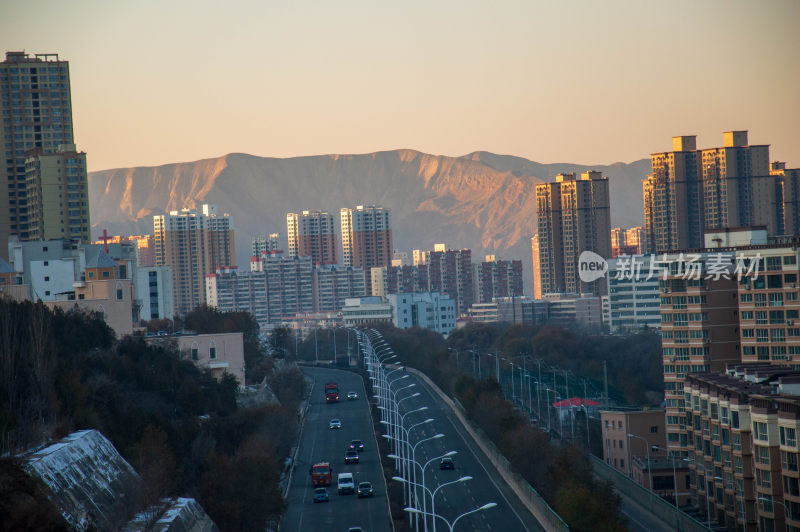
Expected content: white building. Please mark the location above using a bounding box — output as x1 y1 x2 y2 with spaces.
134 265 173 321
605 255 663 333
341 296 393 327
205 266 269 330
387 292 456 336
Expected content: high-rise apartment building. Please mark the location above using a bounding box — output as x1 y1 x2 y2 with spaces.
340 205 392 271
24 144 90 242
154 204 235 317
773 162 800 236
644 132 783 254
287 211 337 265
251 233 280 257
700 131 774 234
312 265 367 312
1 52 77 256
536 171 611 296
610 227 644 257
643 135 704 253
474 256 523 304
531 235 541 299
250 252 313 323
206 266 269 330
426 248 474 315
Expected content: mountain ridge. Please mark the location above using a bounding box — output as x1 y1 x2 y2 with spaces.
88 149 650 293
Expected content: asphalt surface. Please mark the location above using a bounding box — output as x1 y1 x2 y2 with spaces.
391 370 544 532
282 366 392 532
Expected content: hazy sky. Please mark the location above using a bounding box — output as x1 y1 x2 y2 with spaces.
2 0 799 172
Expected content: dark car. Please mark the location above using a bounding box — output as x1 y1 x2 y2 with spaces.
349 439 365 451
313 487 329 503
439 457 455 470
344 450 360 464
357 481 374 498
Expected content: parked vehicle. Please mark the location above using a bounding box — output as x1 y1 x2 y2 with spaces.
325 382 339 403
338 472 355 494
310 462 333 486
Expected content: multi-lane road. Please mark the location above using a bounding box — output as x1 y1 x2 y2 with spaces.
283 364 542 531
282 366 392 532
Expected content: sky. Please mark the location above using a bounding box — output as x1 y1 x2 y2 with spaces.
2 0 799 172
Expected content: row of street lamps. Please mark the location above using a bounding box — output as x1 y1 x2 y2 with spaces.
359 329 497 532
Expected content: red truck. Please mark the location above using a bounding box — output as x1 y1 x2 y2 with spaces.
325 382 339 403
310 462 333 486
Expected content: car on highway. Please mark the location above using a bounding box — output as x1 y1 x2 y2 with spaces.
313 487 329 503
338 473 355 495
347 391 358 400
347 528 364 532
344 450 360 464
439 457 455 470
329 418 342 429
349 439 365 451
357 481 374 498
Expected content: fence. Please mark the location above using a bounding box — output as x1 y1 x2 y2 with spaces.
407 368 569 532
589 455 710 532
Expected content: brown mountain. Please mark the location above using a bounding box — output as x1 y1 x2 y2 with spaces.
88 149 650 293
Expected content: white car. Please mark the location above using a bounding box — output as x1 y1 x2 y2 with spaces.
338 472 355 495
347 391 358 400
329 419 342 429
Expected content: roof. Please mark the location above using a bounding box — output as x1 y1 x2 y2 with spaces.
553 397 601 408
0 256 14 274
86 249 118 269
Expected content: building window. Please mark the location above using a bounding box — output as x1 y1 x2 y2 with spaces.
191 348 199 361
209 344 217 359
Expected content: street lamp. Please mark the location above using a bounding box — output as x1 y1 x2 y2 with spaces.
394 475 472 532
447 347 459 371
758 497 789 532
404 502 498 532
627 433 653 493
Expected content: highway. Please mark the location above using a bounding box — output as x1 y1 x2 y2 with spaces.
388 370 543 532
282 366 392 532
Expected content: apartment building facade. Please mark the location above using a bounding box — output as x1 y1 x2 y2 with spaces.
287 211 337 265
312 264 367 313
606 255 663 333
536 171 611 297
340 205 392 271
474 257 523 304
24 144 90 243
153 204 235 317
1 52 76 256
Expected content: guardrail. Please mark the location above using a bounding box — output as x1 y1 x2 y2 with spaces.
406 367 569 532
589 455 710 532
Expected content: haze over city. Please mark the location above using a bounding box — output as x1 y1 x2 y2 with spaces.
1 0 798 172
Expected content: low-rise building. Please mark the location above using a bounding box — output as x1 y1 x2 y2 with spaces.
147 331 245 386
387 292 456 336
341 297 392 327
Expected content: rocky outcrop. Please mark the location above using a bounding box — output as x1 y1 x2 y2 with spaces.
23 430 142 531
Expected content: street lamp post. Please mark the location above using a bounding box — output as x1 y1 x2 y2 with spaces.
447 347 459 372
627 433 653 493
405 502 498 532
758 497 789 532
394 475 472 532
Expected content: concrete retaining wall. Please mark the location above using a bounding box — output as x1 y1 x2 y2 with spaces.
590 455 709 532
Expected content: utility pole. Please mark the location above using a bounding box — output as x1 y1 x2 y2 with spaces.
495 350 500 383
603 360 609 408
565 371 574 441
584 379 591 450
